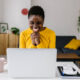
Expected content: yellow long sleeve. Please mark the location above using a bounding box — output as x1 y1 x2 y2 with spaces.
20 32 26 48
49 32 56 48
19 30 37 48
19 27 56 48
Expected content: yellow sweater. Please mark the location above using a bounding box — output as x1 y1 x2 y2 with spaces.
19 27 56 48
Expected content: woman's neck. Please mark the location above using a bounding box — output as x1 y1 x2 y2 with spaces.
40 27 46 31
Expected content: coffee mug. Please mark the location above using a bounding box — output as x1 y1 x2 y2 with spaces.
0 58 6 72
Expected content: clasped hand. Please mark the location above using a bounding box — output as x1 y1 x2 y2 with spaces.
31 32 40 46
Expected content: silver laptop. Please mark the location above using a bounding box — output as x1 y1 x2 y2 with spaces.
7 48 57 78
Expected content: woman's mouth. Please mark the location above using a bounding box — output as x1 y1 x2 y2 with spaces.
33 28 39 32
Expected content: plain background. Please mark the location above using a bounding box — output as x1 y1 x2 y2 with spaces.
0 0 80 37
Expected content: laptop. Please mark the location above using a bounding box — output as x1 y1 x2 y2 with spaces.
7 48 57 78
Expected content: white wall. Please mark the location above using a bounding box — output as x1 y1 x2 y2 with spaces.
0 0 80 36
31 0 80 36
0 0 3 22
2 0 31 32
0 0 1 22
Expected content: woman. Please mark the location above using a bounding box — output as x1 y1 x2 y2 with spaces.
20 6 56 48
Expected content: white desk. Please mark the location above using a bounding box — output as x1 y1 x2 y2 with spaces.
0 62 80 80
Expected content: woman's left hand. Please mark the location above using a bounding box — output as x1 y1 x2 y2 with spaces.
35 37 40 45
31 32 40 45
34 32 40 45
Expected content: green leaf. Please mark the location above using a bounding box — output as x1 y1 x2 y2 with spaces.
11 27 20 35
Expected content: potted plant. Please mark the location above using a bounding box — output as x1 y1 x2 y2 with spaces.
11 27 20 35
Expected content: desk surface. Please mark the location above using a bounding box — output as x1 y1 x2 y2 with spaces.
0 62 80 80
57 53 80 61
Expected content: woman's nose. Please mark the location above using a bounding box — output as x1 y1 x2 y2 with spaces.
34 24 38 28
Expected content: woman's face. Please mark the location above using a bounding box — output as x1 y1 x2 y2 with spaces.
29 15 44 32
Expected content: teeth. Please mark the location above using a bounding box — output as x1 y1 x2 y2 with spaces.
33 28 39 31
34 28 38 30
33 29 38 31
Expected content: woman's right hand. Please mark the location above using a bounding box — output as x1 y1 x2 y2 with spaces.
31 32 40 45
31 33 36 45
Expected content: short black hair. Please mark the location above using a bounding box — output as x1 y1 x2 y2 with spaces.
28 6 45 20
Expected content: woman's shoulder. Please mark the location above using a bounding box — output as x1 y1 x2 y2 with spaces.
20 28 32 35
45 27 55 35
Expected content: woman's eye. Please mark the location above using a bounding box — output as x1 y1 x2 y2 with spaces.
37 22 41 25
31 22 34 24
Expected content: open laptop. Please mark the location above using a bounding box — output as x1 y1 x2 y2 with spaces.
7 48 57 78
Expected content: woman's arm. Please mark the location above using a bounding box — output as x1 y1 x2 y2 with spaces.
49 32 56 48
37 32 56 48
19 32 26 48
